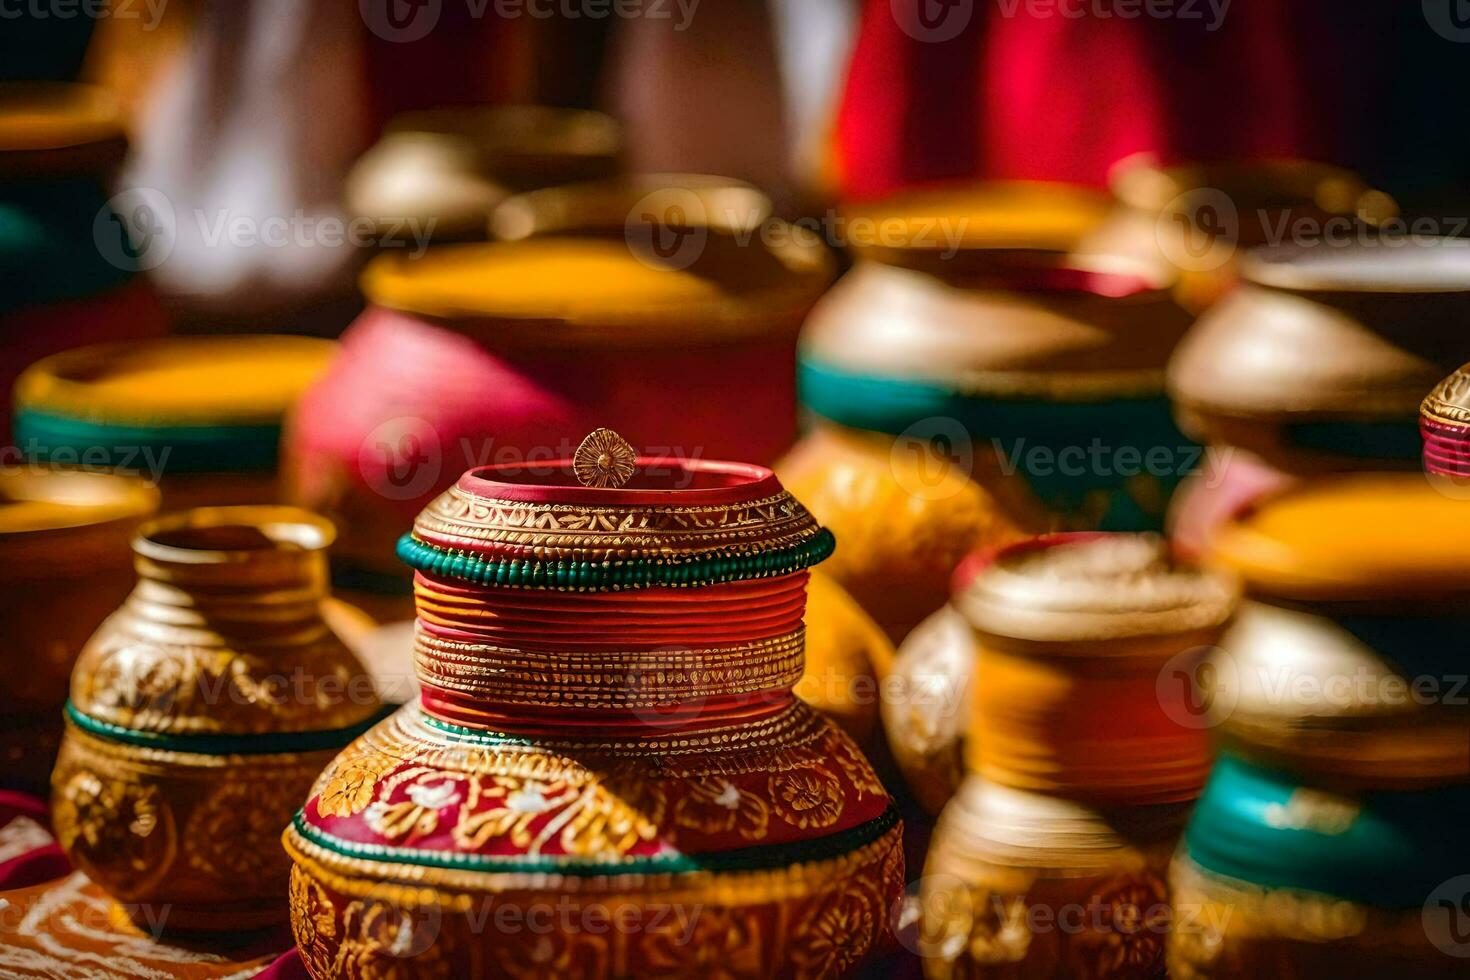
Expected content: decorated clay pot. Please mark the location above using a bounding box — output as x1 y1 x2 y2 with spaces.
1166 241 1470 558
346 105 621 243
780 182 1195 642
1 82 167 438
1169 475 1470 978
283 204 834 608
14 336 337 511
0 467 158 791
284 434 904 978
51 506 386 933
917 534 1236 979
1085 157 1395 311
1421 362 1470 486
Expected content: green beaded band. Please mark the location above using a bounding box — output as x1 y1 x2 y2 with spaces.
65 701 395 756
293 803 900 876
396 527 837 591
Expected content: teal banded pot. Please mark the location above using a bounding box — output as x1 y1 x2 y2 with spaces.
50 507 385 933
779 190 1192 640
1 82 167 439
14 336 336 511
1166 241 1470 558
1168 476 1470 977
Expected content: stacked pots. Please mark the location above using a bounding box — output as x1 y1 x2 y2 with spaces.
346 105 622 244
51 507 385 933
780 182 1195 643
1170 475 1470 978
0 82 167 438
283 440 904 977
1166 241 1470 558
14 335 338 511
916 534 1237 978
284 192 834 619
0 467 158 791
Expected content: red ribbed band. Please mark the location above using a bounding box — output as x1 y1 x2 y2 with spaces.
1422 418 1470 476
414 570 810 731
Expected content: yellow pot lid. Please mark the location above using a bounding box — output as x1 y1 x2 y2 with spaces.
1109 156 1385 219
15 336 338 426
0 468 157 536
361 234 834 344
1208 474 1470 601
0 83 126 175
841 180 1114 259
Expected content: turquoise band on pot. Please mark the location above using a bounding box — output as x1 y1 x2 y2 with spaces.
65 701 395 756
14 409 283 474
0 179 135 314
397 528 837 592
798 357 1192 532
294 804 900 877
1184 753 1470 909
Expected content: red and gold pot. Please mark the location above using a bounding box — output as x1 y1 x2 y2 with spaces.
1167 241 1470 558
1421 361 1470 487
916 534 1237 979
0 467 157 792
285 191 834 620
1 82 167 439
50 506 386 933
283 432 903 978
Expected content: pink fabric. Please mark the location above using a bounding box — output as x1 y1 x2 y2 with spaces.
0 791 71 890
255 949 310 980
1166 451 1294 561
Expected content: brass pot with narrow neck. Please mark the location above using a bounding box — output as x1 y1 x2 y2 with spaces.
51 506 387 934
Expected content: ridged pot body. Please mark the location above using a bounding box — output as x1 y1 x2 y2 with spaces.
50 507 382 932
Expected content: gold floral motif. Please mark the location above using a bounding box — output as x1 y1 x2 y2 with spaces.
185 780 297 881
336 896 453 980
574 428 638 489
318 751 401 818
642 907 765 979
768 769 844 830
1067 873 1169 980
556 776 665 857
673 778 770 841
291 866 339 978
492 930 609 979
52 768 175 899
366 771 463 844
790 888 879 979
451 774 577 852
831 735 885 799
